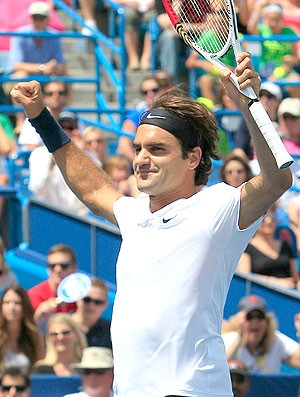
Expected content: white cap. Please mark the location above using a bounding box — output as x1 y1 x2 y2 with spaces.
278 98 300 117
260 82 282 101
264 4 283 14
28 1 50 17
71 347 113 371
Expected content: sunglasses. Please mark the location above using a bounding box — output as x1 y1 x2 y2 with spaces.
60 125 76 132
225 169 245 175
1 385 27 392
80 368 109 375
44 91 67 97
246 312 266 321
83 296 106 306
141 87 159 95
283 114 300 121
32 14 48 20
49 330 72 337
47 262 73 270
85 139 103 145
230 373 246 384
259 91 276 100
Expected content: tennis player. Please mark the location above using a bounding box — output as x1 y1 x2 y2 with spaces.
11 53 292 397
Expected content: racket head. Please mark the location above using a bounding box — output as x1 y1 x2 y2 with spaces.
162 0 235 59
57 272 92 303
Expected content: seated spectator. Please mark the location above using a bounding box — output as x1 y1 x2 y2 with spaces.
222 295 300 373
228 360 250 397
82 126 115 167
237 205 299 289
114 0 155 70
0 286 45 373
0 237 18 290
103 155 140 197
117 75 162 162
219 154 253 188
28 244 78 325
18 81 72 150
154 0 187 82
185 48 235 106
0 367 30 397
247 3 298 79
28 111 87 214
278 97 300 155
5 1 67 134
33 313 87 376
72 278 112 349
64 347 114 397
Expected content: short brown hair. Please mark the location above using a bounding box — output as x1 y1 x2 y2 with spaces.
47 244 77 265
152 87 220 186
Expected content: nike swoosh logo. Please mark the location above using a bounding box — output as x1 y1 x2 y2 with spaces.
162 215 177 223
146 113 166 119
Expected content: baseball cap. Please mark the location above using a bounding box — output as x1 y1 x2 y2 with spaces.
28 1 50 17
238 295 267 315
264 4 283 14
278 98 300 117
228 360 248 377
259 82 282 101
70 347 113 371
58 111 78 123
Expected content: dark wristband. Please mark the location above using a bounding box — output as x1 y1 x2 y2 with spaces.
29 107 71 153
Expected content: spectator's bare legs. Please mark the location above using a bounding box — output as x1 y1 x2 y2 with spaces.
140 32 151 70
125 29 140 70
77 0 98 33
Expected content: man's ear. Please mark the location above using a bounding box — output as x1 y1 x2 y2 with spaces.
188 146 202 170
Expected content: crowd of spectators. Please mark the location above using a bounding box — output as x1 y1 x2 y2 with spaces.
0 1 299 396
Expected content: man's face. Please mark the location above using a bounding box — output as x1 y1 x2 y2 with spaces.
132 125 200 197
43 82 70 112
79 286 108 323
31 14 49 31
84 132 106 162
230 372 249 397
81 369 113 397
0 375 29 397
280 113 300 136
47 251 77 289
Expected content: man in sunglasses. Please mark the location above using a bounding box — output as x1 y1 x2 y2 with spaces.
28 109 87 214
28 243 78 325
228 360 249 397
64 347 114 397
0 368 30 397
18 81 71 150
5 1 67 135
222 295 300 374
72 278 112 349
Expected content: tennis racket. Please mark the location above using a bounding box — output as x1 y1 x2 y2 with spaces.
56 272 91 304
162 0 294 169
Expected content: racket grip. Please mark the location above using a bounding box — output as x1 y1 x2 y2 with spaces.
249 101 294 169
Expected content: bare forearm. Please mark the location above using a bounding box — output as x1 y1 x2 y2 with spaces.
53 142 120 223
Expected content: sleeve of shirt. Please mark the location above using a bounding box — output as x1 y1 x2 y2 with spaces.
6 35 25 73
275 330 299 360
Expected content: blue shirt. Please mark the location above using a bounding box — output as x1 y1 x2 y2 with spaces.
6 25 65 74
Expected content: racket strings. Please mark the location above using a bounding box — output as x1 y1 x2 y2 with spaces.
173 0 231 54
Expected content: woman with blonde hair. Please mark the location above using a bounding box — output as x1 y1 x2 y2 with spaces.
0 285 45 372
222 295 300 373
33 313 87 376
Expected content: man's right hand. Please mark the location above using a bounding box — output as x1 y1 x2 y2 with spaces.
10 80 45 119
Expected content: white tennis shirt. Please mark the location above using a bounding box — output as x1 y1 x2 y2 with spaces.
111 183 261 397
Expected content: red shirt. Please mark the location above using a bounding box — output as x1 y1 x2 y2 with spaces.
28 280 77 313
